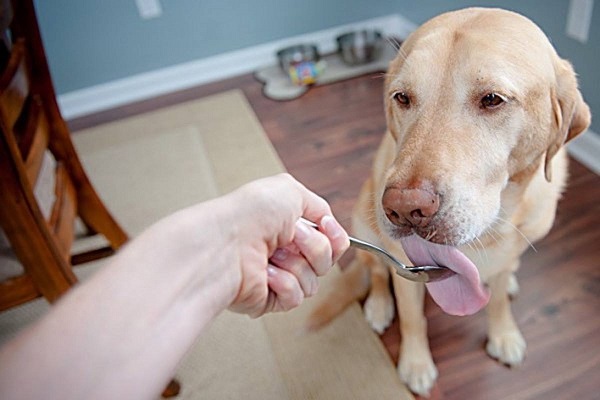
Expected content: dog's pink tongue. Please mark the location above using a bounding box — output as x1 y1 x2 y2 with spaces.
400 235 490 316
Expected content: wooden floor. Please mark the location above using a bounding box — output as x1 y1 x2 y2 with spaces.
70 73 600 400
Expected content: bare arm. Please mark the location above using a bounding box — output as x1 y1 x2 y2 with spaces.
0 174 349 399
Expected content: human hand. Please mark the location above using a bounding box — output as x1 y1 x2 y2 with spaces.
223 174 349 317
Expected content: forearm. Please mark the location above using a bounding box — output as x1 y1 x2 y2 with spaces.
0 173 348 400
0 198 241 400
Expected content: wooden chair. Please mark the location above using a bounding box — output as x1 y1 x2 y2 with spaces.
0 0 180 396
0 4 128 312
0 38 128 306
0 1 127 310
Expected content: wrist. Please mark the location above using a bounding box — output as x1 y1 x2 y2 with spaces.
121 199 243 319
180 197 244 309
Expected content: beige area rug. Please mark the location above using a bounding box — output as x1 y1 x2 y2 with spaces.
0 90 413 399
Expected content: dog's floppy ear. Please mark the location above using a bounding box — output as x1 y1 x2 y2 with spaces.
545 59 591 181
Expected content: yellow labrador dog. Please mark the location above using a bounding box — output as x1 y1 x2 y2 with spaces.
308 7 590 396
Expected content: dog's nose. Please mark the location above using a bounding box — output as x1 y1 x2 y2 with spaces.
382 185 440 227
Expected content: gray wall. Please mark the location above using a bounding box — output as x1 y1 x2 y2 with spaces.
34 0 598 131
33 0 401 93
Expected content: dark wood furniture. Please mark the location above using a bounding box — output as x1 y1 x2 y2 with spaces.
0 0 128 311
0 0 180 397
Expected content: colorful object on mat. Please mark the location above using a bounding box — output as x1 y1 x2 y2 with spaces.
288 61 325 86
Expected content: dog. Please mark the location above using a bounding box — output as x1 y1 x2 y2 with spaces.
307 7 591 396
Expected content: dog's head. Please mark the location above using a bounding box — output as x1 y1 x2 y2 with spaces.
378 8 591 246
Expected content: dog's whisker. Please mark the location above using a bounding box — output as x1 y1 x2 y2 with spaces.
370 72 387 80
399 47 409 60
494 216 537 252
474 236 490 266
385 36 402 52
425 229 437 242
379 71 397 79
484 224 504 246
466 241 485 267
465 239 477 255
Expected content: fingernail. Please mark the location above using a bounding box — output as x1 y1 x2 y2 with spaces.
294 220 311 241
321 215 342 238
271 248 288 261
267 266 277 277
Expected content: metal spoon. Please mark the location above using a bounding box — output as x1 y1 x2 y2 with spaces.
301 219 453 283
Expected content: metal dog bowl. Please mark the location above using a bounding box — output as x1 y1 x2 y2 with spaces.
336 30 384 65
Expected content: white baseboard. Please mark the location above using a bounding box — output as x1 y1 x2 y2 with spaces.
58 14 417 120
568 130 600 175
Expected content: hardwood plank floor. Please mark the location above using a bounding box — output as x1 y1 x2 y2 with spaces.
70 72 600 400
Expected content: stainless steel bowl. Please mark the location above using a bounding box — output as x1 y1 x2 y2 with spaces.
336 30 383 65
276 44 320 72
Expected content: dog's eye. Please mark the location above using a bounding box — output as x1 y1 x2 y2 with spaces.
393 92 411 107
480 93 505 109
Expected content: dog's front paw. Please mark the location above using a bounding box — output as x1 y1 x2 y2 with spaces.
507 273 520 298
398 354 438 397
363 292 395 334
486 330 526 366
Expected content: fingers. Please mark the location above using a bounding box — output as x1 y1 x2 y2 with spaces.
265 216 348 314
288 176 349 263
266 265 304 312
292 220 333 276
292 217 350 274
319 215 350 263
226 174 350 318
270 248 319 297
265 215 348 313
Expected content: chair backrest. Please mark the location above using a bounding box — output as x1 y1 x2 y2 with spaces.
0 0 128 311
0 40 49 184
0 38 78 308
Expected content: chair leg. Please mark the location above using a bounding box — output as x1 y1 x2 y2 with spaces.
71 246 116 266
161 378 181 398
76 180 128 250
0 158 78 306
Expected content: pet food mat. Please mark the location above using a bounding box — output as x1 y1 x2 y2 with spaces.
255 44 397 101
